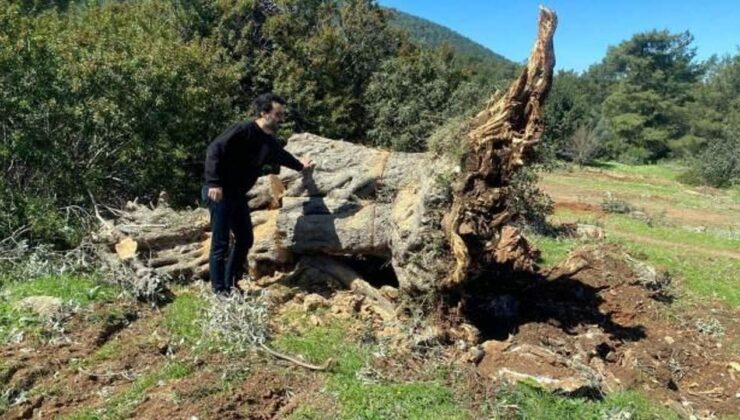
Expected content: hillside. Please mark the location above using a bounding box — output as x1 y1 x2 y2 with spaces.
386 7 520 83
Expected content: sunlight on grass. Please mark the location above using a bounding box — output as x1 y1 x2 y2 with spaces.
592 160 685 181
526 233 578 268
0 275 116 343
605 214 739 252
275 314 681 419
490 384 679 419
163 292 207 345
547 185 739 308
3 275 116 305
275 316 465 419
611 238 739 307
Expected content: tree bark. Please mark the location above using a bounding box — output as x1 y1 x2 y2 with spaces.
443 7 557 287
94 8 557 297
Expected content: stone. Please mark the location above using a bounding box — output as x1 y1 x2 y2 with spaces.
14 296 63 319
575 224 605 240
479 343 604 397
379 285 399 301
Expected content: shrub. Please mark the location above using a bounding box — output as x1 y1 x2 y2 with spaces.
690 124 740 188
600 193 633 214
506 168 554 233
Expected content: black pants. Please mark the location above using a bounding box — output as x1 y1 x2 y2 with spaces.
202 186 254 293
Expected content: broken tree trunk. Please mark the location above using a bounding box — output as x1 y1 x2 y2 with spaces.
444 7 557 286
93 8 557 296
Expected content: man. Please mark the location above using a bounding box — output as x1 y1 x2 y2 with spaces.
203 93 314 295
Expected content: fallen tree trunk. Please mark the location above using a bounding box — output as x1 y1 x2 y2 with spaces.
93 8 557 296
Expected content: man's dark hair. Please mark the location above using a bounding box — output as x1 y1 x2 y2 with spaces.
253 93 286 116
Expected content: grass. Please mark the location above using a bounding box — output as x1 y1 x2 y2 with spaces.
2 274 116 304
588 160 685 181
88 339 125 364
274 314 465 419
605 214 739 252
0 274 116 343
162 292 207 345
274 312 682 419
538 160 739 308
544 162 740 212
489 384 679 419
612 238 739 307
526 233 579 269
541 208 740 308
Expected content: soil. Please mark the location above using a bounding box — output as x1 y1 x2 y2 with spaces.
2 244 738 419
541 183 740 228
449 244 739 417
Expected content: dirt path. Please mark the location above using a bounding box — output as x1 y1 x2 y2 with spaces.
540 171 740 228
543 187 740 226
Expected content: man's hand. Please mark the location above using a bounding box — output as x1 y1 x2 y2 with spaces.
207 187 223 202
300 157 315 170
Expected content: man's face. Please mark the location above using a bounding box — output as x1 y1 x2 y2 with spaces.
262 102 284 132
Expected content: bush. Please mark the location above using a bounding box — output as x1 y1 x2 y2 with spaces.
600 193 633 214
506 168 554 233
0 0 241 244
567 124 600 166
689 124 740 188
364 47 479 152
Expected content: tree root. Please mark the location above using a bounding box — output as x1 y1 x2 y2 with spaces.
259 343 335 371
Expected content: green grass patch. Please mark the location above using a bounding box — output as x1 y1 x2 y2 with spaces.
590 160 685 182
549 206 739 307
333 376 463 420
288 406 327 419
276 314 684 419
163 292 207 345
0 274 116 343
545 165 740 211
274 316 465 419
611 237 739 307
491 384 679 419
274 317 367 377
604 214 739 253
89 339 125 364
2 274 116 304
526 233 578 268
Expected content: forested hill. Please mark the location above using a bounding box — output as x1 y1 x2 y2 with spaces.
386 8 520 82
387 8 511 65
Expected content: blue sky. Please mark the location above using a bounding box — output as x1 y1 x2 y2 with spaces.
377 0 740 72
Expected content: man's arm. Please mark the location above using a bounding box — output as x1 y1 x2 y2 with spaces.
204 140 224 188
204 140 225 202
205 123 244 202
267 137 312 171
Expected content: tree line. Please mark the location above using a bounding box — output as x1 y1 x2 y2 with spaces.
542 30 739 186
1 0 737 247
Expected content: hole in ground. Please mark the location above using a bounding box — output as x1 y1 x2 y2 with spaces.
452 270 646 342
334 255 399 289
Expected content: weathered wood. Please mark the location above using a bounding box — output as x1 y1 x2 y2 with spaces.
443 7 557 287
93 8 557 297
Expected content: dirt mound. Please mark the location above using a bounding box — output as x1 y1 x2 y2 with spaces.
450 244 738 417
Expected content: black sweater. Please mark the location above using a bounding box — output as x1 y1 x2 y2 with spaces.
204 121 303 193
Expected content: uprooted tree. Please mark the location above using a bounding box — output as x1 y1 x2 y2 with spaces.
93 8 558 300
